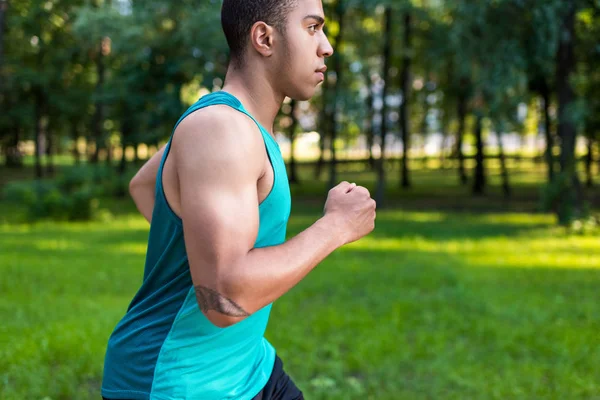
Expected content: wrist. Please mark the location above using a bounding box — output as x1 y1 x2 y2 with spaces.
317 213 347 248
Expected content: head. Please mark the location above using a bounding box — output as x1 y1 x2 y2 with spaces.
221 0 334 100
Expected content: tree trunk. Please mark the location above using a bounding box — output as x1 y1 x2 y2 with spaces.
133 141 140 163
91 45 105 164
540 84 554 182
439 100 450 167
375 6 393 206
555 2 582 225
34 90 44 179
117 112 133 198
496 123 511 198
456 86 468 185
399 11 412 189
315 133 327 179
5 128 23 168
2 2 20 168
586 136 593 188
420 68 431 139
119 111 132 176
327 0 345 190
46 127 54 175
315 75 329 180
363 71 375 169
72 121 80 165
119 143 127 175
472 114 485 195
440 62 454 168
288 99 300 184
0 0 6 89
106 143 113 166
439 129 448 166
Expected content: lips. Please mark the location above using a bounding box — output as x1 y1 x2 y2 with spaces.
316 66 327 81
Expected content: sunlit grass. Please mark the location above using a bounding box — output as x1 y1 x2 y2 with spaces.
2 200 599 399
1 160 599 399
347 211 598 270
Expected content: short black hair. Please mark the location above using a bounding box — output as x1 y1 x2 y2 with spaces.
221 0 298 67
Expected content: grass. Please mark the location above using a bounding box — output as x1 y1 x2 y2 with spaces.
1 164 599 399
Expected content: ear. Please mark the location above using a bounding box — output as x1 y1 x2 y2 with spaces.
250 21 275 57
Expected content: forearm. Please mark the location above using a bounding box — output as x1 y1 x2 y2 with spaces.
199 216 344 327
220 216 344 315
129 145 166 224
130 185 155 223
187 179 374 328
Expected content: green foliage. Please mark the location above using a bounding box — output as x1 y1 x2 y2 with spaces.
1 0 599 228
2 168 105 221
539 171 591 227
569 214 600 236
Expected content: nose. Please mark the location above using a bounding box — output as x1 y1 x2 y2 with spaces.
319 33 334 59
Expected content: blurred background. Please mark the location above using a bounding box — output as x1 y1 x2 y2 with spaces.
0 0 599 399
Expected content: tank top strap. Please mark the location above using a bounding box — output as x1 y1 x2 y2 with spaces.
155 91 280 202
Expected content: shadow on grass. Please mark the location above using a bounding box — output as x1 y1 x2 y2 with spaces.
1 206 599 399
288 206 556 241
270 246 600 399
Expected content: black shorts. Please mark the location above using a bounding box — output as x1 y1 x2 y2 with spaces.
252 356 303 400
102 355 303 400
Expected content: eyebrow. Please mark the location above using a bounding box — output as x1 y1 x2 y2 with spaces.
303 15 325 25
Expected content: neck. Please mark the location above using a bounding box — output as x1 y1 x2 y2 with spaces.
221 64 284 135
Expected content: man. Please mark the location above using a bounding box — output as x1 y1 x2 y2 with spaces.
101 0 376 399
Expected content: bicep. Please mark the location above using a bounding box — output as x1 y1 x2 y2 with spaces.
179 172 259 286
173 111 264 294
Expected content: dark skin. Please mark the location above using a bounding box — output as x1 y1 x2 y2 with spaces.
129 0 376 328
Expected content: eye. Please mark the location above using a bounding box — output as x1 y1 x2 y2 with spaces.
308 25 318 33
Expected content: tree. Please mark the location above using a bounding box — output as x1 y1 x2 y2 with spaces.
575 5 600 188
398 9 412 189
327 0 347 190
523 1 562 183
286 100 301 184
0 1 6 85
374 5 393 206
555 0 583 224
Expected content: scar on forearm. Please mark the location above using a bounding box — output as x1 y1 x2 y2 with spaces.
194 285 250 317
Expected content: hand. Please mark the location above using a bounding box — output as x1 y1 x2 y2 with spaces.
323 181 377 245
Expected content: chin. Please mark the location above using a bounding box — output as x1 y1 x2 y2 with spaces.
289 87 316 102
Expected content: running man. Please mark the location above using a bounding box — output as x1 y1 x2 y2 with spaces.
101 1 376 399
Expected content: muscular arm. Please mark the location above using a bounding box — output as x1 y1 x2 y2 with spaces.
173 110 367 328
129 145 166 223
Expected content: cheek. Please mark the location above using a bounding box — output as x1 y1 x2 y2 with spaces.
284 35 311 63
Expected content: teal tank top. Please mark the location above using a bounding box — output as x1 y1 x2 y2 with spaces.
102 91 292 400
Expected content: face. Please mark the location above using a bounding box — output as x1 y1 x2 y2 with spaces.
272 0 334 101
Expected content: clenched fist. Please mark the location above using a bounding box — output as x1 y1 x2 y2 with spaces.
324 181 377 245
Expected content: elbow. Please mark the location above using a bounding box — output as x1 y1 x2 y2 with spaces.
194 282 252 328
207 315 242 329
129 175 141 197
129 174 148 201
202 309 249 329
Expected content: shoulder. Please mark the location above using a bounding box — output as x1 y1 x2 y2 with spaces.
171 105 265 173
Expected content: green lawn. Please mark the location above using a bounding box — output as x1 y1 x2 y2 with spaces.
1 165 599 399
